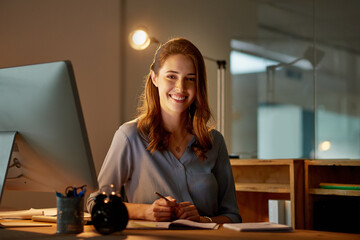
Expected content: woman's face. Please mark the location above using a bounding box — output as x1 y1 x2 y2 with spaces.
151 54 197 117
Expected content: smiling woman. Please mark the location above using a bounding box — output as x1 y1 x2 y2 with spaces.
138 38 212 160
150 54 197 159
151 54 197 121
87 38 242 224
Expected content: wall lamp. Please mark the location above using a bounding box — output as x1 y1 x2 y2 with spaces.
128 27 160 50
128 27 226 136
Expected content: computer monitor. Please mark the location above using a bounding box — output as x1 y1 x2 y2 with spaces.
0 61 98 204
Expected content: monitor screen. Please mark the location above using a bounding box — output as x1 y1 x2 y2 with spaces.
0 61 98 203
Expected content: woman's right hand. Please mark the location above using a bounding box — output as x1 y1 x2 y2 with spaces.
144 196 177 221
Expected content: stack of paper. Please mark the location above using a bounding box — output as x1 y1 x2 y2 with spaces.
0 208 54 228
0 208 44 220
0 222 52 228
223 222 293 232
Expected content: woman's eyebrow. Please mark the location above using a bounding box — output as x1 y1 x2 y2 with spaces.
165 70 178 74
165 70 196 76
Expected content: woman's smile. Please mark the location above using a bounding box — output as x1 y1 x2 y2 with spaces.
169 93 187 102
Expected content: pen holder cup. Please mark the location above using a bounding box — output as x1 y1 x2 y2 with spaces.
56 196 84 234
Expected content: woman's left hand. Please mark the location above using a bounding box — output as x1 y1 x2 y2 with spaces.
174 202 200 222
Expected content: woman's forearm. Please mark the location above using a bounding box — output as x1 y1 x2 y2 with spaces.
123 202 149 220
124 202 233 224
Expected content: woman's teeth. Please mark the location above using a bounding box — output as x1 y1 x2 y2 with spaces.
170 95 186 101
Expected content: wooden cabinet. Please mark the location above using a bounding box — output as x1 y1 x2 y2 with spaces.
230 159 304 229
231 159 360 233
304 160 360 233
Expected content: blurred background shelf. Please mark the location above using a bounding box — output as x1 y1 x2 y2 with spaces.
231 159 304 229
304 159 360 233
309 188 360 197
235 183 290 193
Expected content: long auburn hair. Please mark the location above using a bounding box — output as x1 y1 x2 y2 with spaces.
137 38 213 160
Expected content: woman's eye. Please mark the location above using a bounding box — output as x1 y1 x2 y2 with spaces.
167 75 176 80
187 77 196 82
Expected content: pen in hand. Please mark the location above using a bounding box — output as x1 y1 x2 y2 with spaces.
154 192 178 207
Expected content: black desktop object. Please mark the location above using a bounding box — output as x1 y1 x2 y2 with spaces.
0 61 98 203
91 191 129 234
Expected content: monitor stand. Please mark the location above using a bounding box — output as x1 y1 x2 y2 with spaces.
0 131 17 204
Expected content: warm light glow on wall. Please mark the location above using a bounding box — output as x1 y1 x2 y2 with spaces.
319 141 331 151
128 28 151 50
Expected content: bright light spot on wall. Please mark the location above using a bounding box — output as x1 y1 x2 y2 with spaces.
230 51 279 74
319 141 331 151
132 30 147 45
129 29 151 50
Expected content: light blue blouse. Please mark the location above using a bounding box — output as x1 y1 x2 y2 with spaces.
87 120 241 223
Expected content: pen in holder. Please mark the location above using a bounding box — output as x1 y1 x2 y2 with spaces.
56 185 86 234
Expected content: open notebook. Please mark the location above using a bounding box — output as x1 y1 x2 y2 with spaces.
127 219 219 230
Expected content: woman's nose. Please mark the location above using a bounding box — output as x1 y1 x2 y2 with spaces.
175 79 185 92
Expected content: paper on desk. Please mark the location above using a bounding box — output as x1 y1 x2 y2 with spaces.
41 208 57 216
32 212 91 223
0 208 44 220
127 221 163 229
0 221 52 228
31 215 57 223
223 222 293 232
31 209 91 223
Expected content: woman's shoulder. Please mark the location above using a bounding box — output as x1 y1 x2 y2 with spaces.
209 128 224 143
115 119 139 140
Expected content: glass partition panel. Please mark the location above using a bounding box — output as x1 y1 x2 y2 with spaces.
230 0 360 159
230 39 315 159
314 0 360 159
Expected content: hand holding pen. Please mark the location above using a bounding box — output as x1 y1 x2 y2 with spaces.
145 192 177 222
155 192 200 222
154 192 178 207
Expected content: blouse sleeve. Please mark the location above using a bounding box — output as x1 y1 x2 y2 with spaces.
212 131 242 223
86 127 133 213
